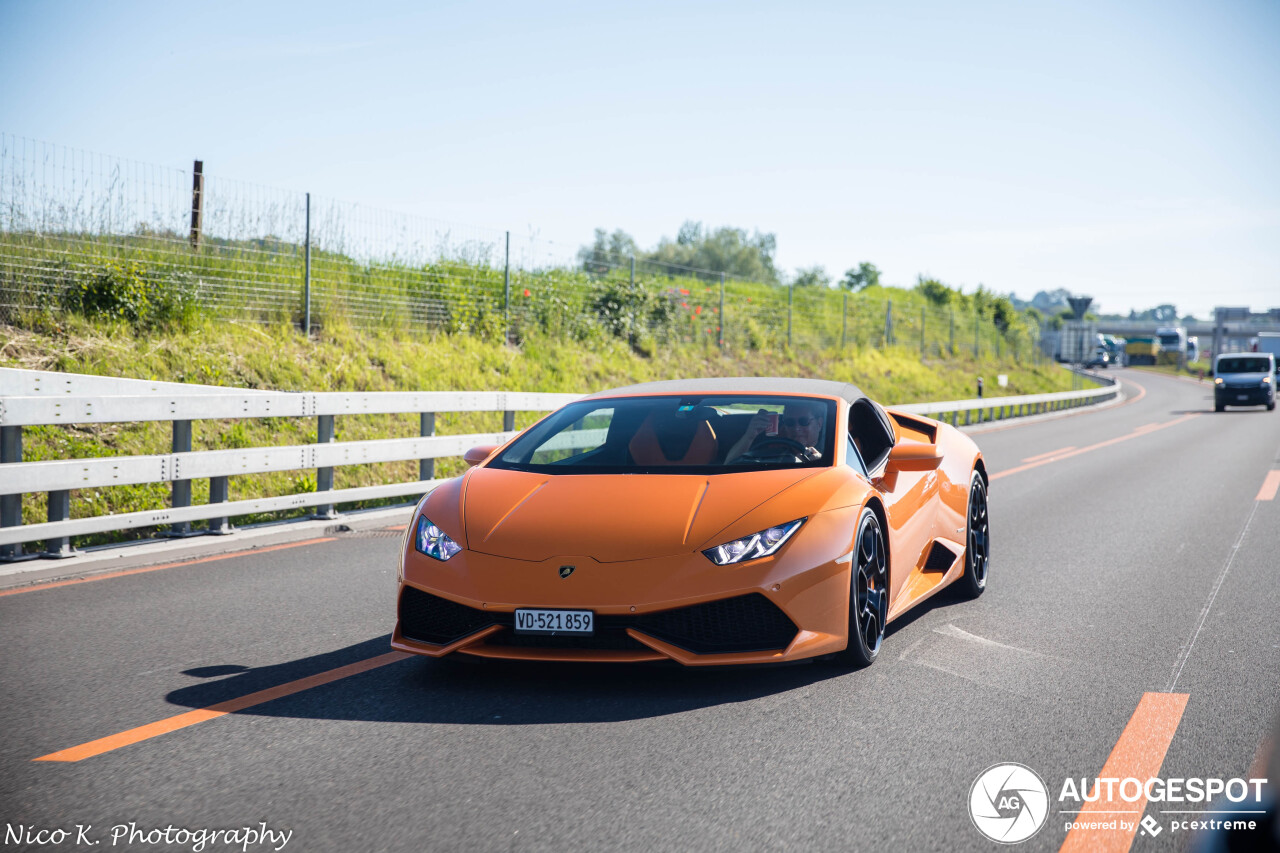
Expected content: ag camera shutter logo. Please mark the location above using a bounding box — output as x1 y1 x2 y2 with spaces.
969 763 1050 844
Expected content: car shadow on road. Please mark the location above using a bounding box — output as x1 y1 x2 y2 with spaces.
164 633 856 726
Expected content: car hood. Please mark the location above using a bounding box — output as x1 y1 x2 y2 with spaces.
459 467 822 562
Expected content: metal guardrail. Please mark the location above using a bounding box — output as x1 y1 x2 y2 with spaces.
0 368 1118 556
0 368 580 557
895 370 1118 425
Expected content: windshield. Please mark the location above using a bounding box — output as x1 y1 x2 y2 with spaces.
1158 334 1181 346
1217 357 1272 374
490 395 838 475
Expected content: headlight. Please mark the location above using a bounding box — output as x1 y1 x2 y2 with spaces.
1214 377 1223 385
1263 376 1272 385
415 515 462 561
703 519 804 565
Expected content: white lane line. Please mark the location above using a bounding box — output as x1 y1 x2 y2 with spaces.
1164 499 1261 692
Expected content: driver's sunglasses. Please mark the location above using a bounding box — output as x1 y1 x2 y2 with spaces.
782 416 814 427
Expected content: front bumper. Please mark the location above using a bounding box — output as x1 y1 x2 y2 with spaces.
391 509 857 665
1216 385 1275 406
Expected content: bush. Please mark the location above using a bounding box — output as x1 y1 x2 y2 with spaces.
60 260 197 328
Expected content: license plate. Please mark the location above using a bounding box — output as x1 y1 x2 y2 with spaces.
1238 394 1249 401
514 608 594 634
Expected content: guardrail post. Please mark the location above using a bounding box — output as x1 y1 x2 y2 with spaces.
208 477 231 534
884 300 893 347
169 420 194 537
503 410 515 433
420 413 435 481
44 490 73 557
315 414 337 519
1 425 25 561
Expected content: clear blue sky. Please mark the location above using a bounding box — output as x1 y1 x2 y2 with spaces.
2 0 1277 317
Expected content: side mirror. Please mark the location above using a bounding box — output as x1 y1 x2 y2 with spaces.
885 441 943 471
464 445 499 467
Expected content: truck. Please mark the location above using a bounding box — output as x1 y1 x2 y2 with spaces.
1101 334 1127 367
1057 321 1097 363
1257 332 1280 375
1126 336 1160 366
1155 326 1188 366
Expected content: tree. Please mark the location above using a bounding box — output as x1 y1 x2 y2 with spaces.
577 228 639 272
579 221 781 284
792 266 831 288
647 221 780 284
1049 307 1075 331
915 275 952 306
840 262 881 291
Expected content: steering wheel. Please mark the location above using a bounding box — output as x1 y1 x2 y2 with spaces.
738 436 808 462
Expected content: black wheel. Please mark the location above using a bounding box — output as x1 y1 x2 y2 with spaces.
958 472 989 598
1268 402 1276 411
1215 402 1225 412
837 507 888 667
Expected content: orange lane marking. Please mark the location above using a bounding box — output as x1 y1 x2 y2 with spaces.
1021 446 1076 464
34 651 410 762
1256 471 1280 501
991 414 1198 481
0 538 337 598
382 525 407 532
1059 692 1190 853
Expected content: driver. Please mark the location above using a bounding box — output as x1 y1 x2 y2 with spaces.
726 400 824 462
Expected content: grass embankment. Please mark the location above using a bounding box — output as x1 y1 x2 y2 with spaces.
1129 360 1212 381
1 315 1073 544
1 231 1037 358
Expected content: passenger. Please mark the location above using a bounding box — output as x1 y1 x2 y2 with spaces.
726 401 824 462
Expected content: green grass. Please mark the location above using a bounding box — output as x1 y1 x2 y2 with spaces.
2 313 1073 547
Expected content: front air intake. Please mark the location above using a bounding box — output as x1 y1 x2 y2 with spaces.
398 586 495 645
633 593 797 654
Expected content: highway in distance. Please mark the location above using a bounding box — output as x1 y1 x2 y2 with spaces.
1 368 1277 852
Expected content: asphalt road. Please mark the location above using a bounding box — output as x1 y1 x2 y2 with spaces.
2 368 1277 853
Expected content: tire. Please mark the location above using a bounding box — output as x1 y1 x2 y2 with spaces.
1268 402 1276 411
957 472 989 599
1215 402 1225 413
836 507 889 667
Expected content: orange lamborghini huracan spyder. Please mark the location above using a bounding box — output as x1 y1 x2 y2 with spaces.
392 378 989 667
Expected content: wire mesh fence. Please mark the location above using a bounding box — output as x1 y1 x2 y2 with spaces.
0 133 1041 360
